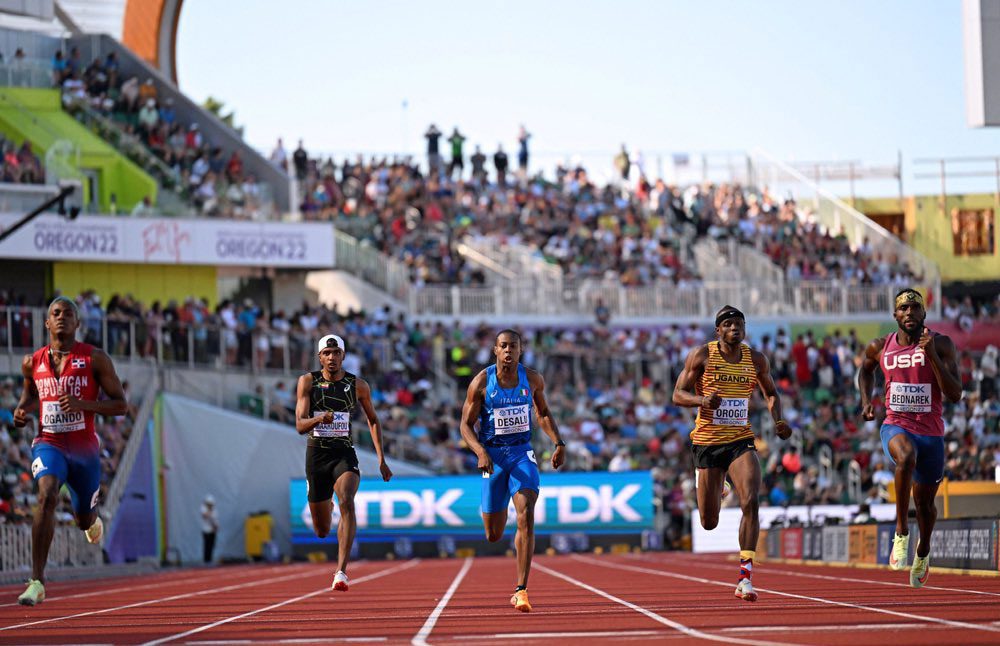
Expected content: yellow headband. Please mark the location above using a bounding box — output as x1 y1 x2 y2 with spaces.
895 291 924 309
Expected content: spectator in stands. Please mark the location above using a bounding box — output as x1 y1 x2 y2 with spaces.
494 144 508 186
270 138 288 171
517 125 530 175
470 145 487 184
419 124 440 175
293 139 308 181
447 127 465 180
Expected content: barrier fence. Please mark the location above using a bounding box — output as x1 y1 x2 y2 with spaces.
0 524 102 575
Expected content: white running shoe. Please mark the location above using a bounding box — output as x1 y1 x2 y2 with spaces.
888 532 909 571
910 550 930 588
332 570 349 591
85 516 104 545
734 578 758 602
17 579 45 606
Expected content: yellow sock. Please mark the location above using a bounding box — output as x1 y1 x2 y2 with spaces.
739 550 755 562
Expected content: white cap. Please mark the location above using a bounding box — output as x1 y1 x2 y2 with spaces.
317 334 346 354
204 494 215 504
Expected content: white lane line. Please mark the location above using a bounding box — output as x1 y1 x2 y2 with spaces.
534 562 800 646
411 557 473 646
142 560 421 646
185 639 387 645
0 566 289 609
0 564 318 632
630 553 1000 598
576 555 1000 635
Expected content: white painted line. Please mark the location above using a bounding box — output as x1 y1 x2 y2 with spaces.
185 639 386 645
534 562 800 646
576 555 1000 635
0 566 285 609
0 565 318 632
632 553 1000 599
142 560 421 646
411 557 473 646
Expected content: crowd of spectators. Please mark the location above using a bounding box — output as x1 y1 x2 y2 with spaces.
283 132 921 291
54 48 269 219
0 135 44 185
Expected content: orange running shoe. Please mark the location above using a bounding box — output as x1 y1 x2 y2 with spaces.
510 589 532 612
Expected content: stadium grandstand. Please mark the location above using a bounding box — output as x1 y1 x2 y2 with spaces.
1 1 1000 643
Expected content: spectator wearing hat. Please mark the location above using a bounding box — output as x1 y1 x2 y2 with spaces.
201 494 218 564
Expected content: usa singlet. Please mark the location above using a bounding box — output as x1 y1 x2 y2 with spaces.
880 332 944 437
31 342 101 454
309 370 357 445
479 364 533 446
692 341 756 445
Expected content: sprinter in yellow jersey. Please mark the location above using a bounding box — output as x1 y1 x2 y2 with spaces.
673 305 792 602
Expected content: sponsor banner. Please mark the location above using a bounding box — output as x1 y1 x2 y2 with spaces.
289 471 653 544
781 527 803 559
803 527 824 560
822 526 849 562
0 214 334 267
766 527 781 558
849 524 879 564
927 518 997 570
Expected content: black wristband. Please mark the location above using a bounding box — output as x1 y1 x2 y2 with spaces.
555 440 566 447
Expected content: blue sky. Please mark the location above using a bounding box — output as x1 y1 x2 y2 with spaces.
177 1 1000 192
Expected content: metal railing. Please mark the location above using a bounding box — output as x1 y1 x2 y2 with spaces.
748 149 941 316
0 182 61 213
0 525 101 574
0 61 53 88
334 230 413 302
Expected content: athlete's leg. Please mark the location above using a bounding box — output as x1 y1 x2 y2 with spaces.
66 452 102 532
309 500 333 538
511 489 538 588
911 435 945 559
482 447 510 542
695 467 727 530
911 481 939 558
333 471 360 573
31 474 61 583
483 510 508 543
727 450 762 551
885 432 917 536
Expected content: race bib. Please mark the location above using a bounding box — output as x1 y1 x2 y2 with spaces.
312 411 351 438
712 398 749 426
41 400 85 433
887 383 932 413
494 404 530 435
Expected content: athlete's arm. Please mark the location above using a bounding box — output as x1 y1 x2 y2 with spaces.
752 350 791 440
356 377 392 481
294 373 332 435
922 332 963 403
858 337 886 421
61 349 128 416
459 370 492 474
529 369 565 470
12 354 38 427
672 345 720 409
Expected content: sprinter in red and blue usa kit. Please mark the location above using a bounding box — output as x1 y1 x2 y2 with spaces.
859 288 962 590
460 329 566 613
15 297 128 606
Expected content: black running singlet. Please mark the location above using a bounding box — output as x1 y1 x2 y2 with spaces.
308 371 358 445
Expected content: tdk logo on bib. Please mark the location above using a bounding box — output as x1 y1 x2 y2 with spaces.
494 405 530 435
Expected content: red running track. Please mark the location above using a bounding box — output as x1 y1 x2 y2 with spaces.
2 552 999 645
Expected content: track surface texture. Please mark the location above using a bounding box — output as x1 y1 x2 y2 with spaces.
2 552 1000 645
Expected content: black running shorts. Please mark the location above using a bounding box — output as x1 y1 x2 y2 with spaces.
305 440 361 503
691 437 756 470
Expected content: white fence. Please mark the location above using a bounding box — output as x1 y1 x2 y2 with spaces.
0 525 102 574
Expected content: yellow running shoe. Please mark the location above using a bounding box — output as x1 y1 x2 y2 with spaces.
17 579 45 606
510 589 532 612
85 516 104 545
888 532 909 571
910 551 930 588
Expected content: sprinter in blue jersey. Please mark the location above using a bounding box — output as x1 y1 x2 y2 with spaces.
459 329 566 613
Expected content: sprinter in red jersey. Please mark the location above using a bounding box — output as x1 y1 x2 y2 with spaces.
859 288 962 588
15 296 128 606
